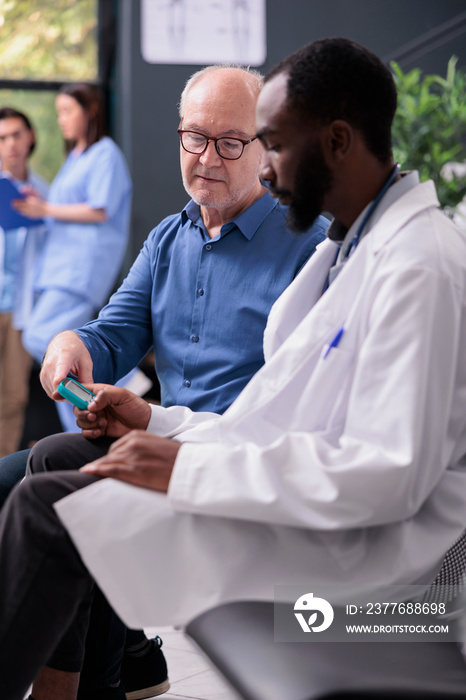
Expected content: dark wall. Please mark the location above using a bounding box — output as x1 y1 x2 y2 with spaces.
114 0 466 269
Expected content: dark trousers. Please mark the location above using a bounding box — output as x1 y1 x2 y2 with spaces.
27 434 148 693
0 434 146 699
0 448 31 508
0 468 98 700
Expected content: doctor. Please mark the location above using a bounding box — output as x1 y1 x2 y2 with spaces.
1 38 466 700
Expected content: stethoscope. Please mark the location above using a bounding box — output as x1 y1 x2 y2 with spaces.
342 162 401 261
323 162 400 293
322 161 401 349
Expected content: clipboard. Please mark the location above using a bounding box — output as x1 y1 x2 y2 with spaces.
0 177 44 231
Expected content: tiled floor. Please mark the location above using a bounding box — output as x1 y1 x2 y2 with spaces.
23 626 240 700
144 626 241 700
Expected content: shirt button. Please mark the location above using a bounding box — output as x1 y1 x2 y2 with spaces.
192 335 199 343
205 244 212 251
197 288 204 296
184 379 191 387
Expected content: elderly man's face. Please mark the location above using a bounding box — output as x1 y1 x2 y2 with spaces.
256 71 333 232
180 70 263 215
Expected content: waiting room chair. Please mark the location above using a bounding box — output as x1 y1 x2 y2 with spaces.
185 530 466 700
186 599 466 700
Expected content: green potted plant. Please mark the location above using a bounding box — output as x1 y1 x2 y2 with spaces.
391 56 466 220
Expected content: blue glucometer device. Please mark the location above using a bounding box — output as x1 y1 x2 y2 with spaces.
57 377 96 410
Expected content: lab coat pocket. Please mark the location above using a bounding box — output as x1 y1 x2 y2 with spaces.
262 326 357 435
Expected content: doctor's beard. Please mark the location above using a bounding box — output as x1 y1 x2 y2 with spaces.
284 142 333 233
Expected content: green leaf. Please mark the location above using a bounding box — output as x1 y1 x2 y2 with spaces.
391 57 466 210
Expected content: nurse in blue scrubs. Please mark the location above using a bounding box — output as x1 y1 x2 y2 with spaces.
14 83 132 430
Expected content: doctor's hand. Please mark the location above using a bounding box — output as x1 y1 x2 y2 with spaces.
80 431 180 492
12 193 48 219
41 331 94 400
75 384 152 439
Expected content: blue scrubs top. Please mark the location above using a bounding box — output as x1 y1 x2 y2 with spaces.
78 192 329 414
36 137 132 307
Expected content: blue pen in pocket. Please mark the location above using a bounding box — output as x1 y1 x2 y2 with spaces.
323 326 345 359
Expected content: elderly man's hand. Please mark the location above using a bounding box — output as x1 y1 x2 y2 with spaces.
81 431 180 492
75 384 153 439
41 331 94 400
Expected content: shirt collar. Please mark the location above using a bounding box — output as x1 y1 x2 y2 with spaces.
181 191 277 241
327 170 420 247
0 162 31 186
365 170 420 233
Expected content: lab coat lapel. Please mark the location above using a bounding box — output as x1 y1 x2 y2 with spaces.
264 237 339 359
370 180 440 255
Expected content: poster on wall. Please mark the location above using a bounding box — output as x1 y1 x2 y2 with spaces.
141 0 266 66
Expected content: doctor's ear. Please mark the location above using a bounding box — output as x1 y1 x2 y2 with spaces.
324 120 353 162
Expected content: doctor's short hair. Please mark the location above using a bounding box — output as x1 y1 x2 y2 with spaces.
178 64 264 119
266 38 397 164
0 107 36 155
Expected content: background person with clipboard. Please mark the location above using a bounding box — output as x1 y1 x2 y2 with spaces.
11 83 132 434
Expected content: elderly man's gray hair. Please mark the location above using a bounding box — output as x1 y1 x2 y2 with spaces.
178 64 264 119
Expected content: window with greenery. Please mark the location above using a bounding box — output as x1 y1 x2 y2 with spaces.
0 89 64 182
0 0 99 181
0 0 98 82
392 56 466 214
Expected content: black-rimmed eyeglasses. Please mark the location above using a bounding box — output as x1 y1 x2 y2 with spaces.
178 129 258 160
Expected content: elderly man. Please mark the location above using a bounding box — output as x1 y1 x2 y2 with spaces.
0 65 326 700
2 38 466 700
38 65 325 413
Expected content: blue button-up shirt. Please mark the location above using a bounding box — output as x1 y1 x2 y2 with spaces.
77 191 328 414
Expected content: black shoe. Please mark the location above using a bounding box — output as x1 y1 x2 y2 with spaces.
121 635 170 700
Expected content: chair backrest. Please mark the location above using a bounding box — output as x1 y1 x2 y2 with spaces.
422 529 466 608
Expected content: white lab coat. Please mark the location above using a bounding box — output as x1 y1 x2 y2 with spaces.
56 179 466 628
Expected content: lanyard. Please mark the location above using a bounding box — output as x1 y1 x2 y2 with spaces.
343 162 400 261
